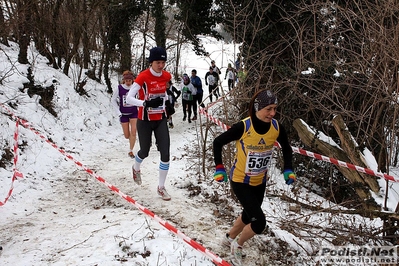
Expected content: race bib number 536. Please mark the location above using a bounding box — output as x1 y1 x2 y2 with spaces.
245 150 272 176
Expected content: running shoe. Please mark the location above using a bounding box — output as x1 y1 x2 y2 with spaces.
132 168 142 185
223 234 246 257
222 233 233 247
230 239 243 266
157 186 171 201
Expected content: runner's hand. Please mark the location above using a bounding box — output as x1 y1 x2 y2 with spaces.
213 164 228 182
144 97 163 108
283 169 296 185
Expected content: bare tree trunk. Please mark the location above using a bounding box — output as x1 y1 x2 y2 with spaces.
293 118 378 208
332 115 380 193
152 0 166 47
103 50 112 93
82 0 90 70
50 0 63 69
120 30 132 72
0 5 9 46
16 0 31 64
141 4 150 70
174 30 182 80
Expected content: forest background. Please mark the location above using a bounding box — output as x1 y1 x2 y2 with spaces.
1 0 399 262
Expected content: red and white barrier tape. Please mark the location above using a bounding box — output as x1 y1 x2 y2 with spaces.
291 147 399 182
0 103 230 266
0 118 23 206
199 107 399 183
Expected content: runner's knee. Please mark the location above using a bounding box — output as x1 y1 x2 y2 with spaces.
250 214 266 234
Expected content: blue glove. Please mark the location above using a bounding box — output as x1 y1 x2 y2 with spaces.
283 169 296 185
213 164 228 182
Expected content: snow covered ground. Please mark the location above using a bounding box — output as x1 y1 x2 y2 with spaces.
1 39 398 266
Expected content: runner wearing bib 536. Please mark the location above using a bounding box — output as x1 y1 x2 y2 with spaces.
212 89 296 266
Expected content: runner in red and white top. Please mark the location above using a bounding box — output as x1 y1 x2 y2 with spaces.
126 46 173 201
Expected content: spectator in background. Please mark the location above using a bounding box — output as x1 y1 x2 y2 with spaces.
111 70 138 159
190 69 204 120
235 53 241 72
205 67 219 102
211 60 221 75
225 63 237 91
166 80 181 128
180 74 196 123
211 60 221 97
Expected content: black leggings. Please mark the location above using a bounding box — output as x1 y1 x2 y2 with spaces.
227 79 234 91
208 85 218 102
195 93 205 108
230 181 267 234
182 99 193 118
136 117 170 162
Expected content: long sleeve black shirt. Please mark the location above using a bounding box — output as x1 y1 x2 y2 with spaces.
213 115 293 170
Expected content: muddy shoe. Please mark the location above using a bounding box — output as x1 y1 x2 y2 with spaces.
157 186 171 201
128 151 135 158
223 234 246 257
132 168 142 185
222 233 233 247
230 240 243 266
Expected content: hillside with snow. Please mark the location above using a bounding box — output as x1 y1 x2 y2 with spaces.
1 40 398 266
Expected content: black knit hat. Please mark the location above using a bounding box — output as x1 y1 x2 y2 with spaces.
254 90 277 111
148 47 167 62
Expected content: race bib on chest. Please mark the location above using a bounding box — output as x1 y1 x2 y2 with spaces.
122 94 134 107
208 76 216 85
182 92 191 101
147 93 165 114
244 150 272 176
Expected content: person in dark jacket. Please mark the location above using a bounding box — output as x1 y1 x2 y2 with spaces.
166 80 181 128
190 69 203 119
180 74 196 123
205 67 219 102
225 63 237 91
211 60 221 97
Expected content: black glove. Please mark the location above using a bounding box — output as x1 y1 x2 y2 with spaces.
144 97 163 108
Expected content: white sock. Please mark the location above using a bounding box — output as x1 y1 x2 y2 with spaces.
233 239 242 249
158 161 169 187
226 233 234 242
134 154 143 171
